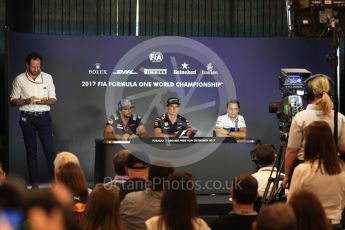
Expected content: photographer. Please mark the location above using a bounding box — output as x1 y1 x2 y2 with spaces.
282 74 345 188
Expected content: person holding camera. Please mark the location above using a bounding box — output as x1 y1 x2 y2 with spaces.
282 74 345 188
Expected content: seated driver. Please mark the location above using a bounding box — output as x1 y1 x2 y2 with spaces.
153 97 192 138
214 100 247 139
104 99 148 140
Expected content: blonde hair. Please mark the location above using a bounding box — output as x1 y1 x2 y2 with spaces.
54 151 80 174
308 75 333 115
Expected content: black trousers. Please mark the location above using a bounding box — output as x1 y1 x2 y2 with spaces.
19 111 56 186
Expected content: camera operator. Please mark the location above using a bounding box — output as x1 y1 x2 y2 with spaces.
282 74 345 188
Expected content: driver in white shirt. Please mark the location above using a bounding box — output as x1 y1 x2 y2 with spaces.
214 100 247 139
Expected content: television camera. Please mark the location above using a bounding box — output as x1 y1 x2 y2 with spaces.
269 68 311 137
289 0 345 37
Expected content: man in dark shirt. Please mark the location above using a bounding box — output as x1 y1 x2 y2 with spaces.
119 151 150 200
104 99 148 140
153 97 192 138
211 173 258 230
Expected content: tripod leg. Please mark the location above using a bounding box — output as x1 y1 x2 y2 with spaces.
260 141 286 212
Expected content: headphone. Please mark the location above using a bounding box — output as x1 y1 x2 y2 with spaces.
250 144 276 169
304 74 334 101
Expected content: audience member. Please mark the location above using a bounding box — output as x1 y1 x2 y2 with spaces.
211 173 258 230
24 188 78 230
0 178 27 209
145 172 210 230
120 162 174 230
252 203 296 230
119 151 150 200
112 149 130 185
56 162 88 223
0 178 27 229
50 181 74 208
54 151 80 178
251 144 282 197
80 185 124 230
0 164 6 185
288 189 331 230
287 121 345 230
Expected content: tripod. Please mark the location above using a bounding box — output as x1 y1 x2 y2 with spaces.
260 132 287 212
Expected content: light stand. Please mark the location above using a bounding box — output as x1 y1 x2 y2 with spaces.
289 2 344 145
327 18 341 145
319 15 343 146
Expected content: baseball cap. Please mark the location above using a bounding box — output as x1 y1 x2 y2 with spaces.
118 99 134 110
166 97 180 106
126 151 150 169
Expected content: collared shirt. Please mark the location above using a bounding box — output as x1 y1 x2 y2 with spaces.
288 161 345 222
252 166 285 197
107 112 143 135
215 114 246 132
288 104 345 160
10 71 56 112
154 114 191 135
120 189 162 230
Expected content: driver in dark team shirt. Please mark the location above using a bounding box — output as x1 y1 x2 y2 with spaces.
153 97 192 138
104 99 148 140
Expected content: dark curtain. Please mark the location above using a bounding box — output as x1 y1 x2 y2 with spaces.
26 0 288 37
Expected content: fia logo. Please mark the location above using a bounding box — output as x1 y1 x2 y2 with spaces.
149 52 163 62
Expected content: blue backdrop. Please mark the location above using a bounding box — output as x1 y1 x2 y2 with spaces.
7 32 332 182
